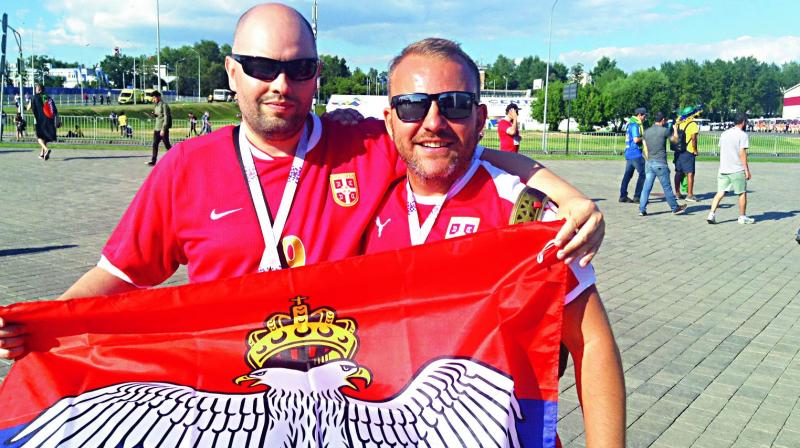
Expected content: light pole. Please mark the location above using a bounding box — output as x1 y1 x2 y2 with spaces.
541 0 559 153
79 43 90 104
7 24 24 116
155 0 162 92
503 75 508 92
188 48 201 101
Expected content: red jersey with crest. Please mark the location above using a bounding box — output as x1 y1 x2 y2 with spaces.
100 115 405 286
362 159 595 304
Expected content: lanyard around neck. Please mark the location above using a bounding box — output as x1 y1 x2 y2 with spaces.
406 146 484 246
236 119 310 272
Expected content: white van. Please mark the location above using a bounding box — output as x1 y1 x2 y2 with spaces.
211 89 234 102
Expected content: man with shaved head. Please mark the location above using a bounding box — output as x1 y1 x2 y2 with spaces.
0 2 605 360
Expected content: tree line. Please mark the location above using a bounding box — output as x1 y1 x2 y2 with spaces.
16 40 800 131
529 56 800 131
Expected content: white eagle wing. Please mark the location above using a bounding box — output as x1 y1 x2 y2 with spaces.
10 382 267 448
346 358 523 448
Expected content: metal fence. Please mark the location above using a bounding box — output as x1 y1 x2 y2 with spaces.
3 114 239 146
4 116 800 158
479 130 800 158
2 94 198 108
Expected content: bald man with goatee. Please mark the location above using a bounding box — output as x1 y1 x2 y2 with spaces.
0 3 605 360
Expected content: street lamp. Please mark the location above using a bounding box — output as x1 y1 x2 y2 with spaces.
542 0 559 153
79 43 90 103
188 48 201 101
155 0 162 92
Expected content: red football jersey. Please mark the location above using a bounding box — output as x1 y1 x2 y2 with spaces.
101 115 405 286
362 160 594 303
497 118 519 152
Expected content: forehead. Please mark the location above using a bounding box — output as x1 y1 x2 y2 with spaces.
390 54 474 95
233 13 316 60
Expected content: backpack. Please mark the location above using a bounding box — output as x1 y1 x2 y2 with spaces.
672 122 688 153
43 96 57 119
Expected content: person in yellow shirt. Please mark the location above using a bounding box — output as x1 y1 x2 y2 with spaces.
673 106 700 202
118 112 128 137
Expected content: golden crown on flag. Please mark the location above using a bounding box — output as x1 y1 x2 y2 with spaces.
244 296 360 370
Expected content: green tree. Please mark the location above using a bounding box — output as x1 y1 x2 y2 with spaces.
531 80 565 131
572 84 604 131
515 56 547 91
485 54 516 90
569 63 584 84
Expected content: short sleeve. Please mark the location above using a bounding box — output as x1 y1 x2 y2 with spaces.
100 151 186 287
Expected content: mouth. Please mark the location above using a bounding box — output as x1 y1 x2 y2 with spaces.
414 140 454 154
262 101 296 113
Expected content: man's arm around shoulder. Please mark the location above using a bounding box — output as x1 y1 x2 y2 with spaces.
561 286 626 447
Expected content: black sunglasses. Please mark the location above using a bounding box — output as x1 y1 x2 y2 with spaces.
231 54 318 82
390 91 476 122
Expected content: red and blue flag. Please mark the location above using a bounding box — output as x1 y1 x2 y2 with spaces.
0 223 566 447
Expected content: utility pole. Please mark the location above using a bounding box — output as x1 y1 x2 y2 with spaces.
0 13 7 142
133 57 137 104
155 0 162 92
312 0 319 108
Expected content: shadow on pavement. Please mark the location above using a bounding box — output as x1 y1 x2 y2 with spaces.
0 245 78 257
0 150 33 155
61 155 147 162
753 210 800 222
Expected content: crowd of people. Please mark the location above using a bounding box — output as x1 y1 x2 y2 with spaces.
618 106 755 224
749 118 800 133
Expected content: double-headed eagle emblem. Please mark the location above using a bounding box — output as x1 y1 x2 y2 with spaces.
10 297 523 447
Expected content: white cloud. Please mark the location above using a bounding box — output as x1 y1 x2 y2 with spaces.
560 35 800 71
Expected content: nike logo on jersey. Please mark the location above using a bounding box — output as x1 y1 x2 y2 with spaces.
376 217 391 238
210 208 243 220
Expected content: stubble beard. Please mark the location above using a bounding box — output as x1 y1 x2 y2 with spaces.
244 94 307 141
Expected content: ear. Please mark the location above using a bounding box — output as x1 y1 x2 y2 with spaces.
476 103 488 132
225 56 238 92
383 106 394 139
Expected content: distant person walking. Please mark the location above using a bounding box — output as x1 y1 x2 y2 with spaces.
638 112 686 216
619 107 647 203
200 111 212 135
147 90 172 166
118 112 128 137
28 84 59 160
497 103 521 152
674 106 700 202
14 112 27 140
188 112 198 137
707 113 754 224
109 112 118 132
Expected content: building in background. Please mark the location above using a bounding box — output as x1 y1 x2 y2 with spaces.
783 83 800 119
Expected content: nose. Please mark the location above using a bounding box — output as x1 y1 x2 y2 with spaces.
268 71 292 96
421 100 448 132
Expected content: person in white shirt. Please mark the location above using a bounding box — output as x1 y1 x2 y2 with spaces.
707 112 753 224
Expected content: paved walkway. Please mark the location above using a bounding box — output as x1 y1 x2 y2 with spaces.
1 147 798 447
